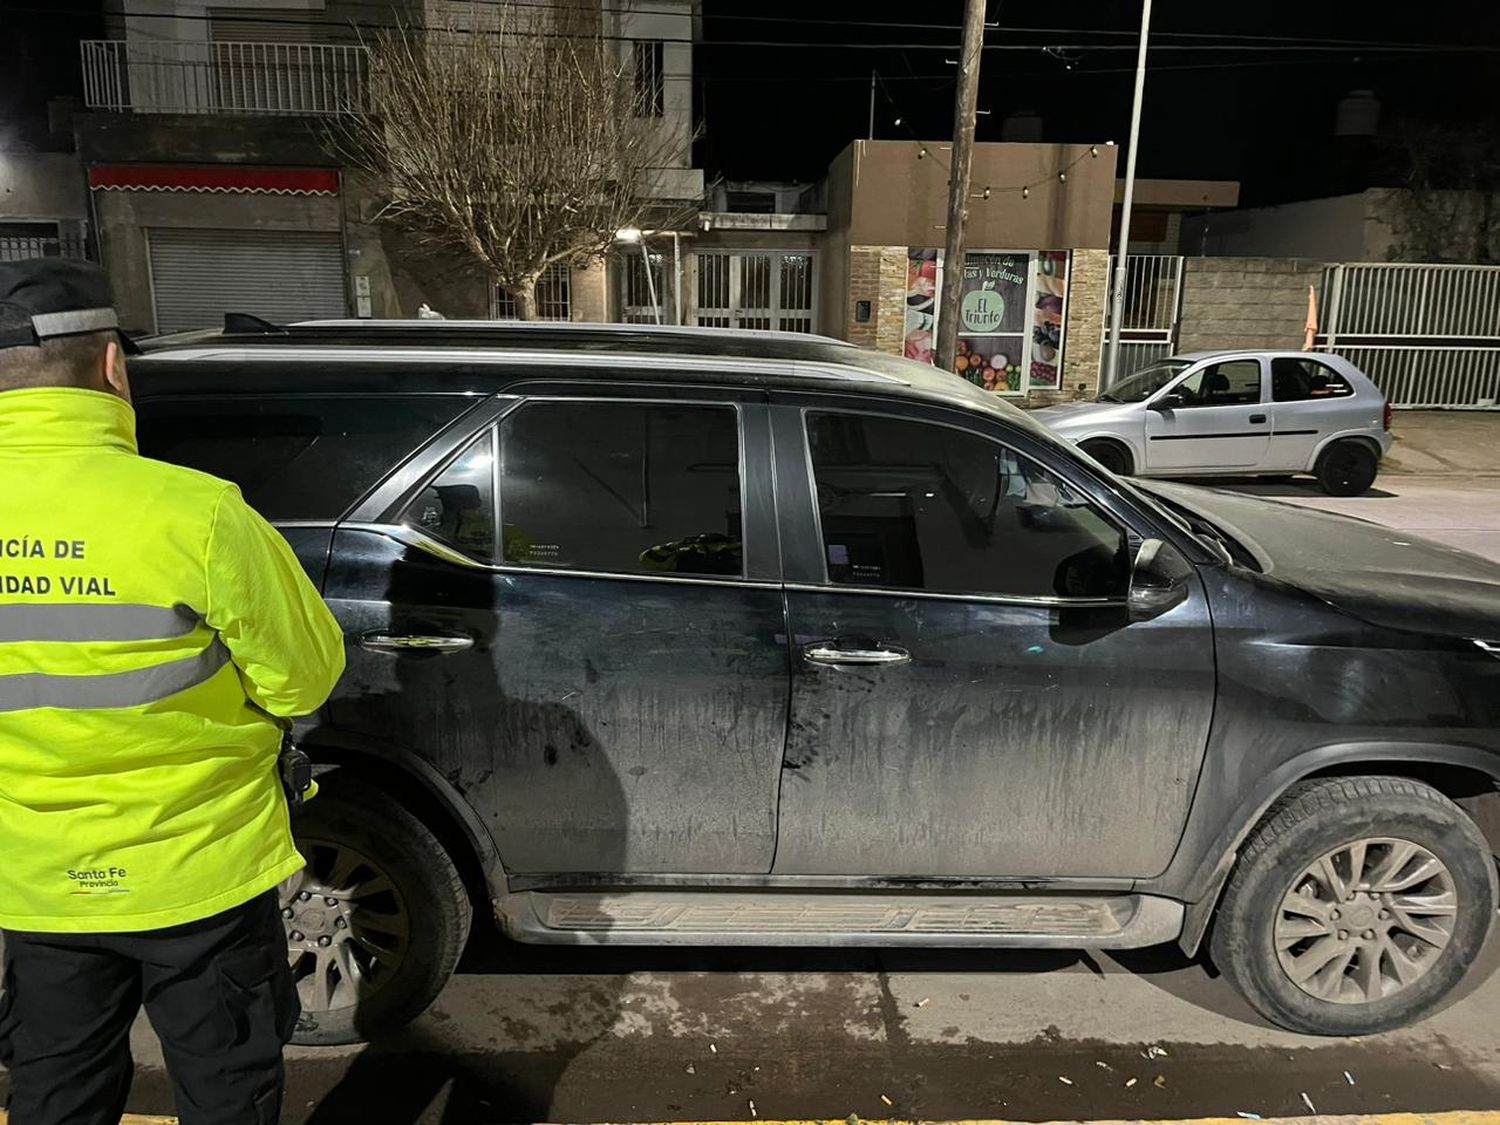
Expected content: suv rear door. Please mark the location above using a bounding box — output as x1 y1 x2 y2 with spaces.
325 386 790 877
768 394 1216 879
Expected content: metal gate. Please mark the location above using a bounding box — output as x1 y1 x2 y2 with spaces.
694 251 817 333
1320 263 1500 408
1099 254 1183 386
147 227 346 333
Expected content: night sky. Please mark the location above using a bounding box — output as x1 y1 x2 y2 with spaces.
3 0 1499 207
697 0 1500 206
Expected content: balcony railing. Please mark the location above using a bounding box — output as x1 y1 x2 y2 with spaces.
81 39 369 116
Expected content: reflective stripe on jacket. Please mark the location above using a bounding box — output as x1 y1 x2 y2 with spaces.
0 387 346 932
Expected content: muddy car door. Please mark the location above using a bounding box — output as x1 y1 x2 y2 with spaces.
768 397 1216 879
324 389 790 876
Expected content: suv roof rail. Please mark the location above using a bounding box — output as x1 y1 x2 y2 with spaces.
290 319 849 343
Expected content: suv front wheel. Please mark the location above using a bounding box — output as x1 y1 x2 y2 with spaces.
1212 776 1495 1035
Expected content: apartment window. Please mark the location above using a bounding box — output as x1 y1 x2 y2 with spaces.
634 40 664 117
493 263 571 321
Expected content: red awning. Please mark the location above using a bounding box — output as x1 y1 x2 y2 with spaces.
88 165 340 196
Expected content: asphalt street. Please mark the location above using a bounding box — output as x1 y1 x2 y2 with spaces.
12 470 1500 1125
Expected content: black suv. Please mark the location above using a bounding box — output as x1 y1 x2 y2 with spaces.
131 320 1500 1044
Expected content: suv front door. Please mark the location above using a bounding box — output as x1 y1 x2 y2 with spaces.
324 390 789 877
768 399 1216 879
1144 357 1272 471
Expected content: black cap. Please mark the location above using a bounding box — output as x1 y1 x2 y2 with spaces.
0 258 140 355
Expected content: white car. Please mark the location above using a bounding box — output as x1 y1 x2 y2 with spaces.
1033 350 1394 496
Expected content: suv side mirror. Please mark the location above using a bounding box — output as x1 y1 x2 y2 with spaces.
1149 393 1183 412
1129 538 1192 621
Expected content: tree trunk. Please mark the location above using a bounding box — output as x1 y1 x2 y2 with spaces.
514 278 541 321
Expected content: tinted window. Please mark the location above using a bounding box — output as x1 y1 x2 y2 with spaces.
400 430 497 560
808 413 1129 599
136 395 471 520
500 401 743 577
1174 359 1261 407
1272 357 1354 402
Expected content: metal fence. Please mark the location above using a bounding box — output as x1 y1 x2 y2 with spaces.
493 264 571 321
1321 262 1500 408
1099 254 1183 385
81 40 369 115
0 235 92 263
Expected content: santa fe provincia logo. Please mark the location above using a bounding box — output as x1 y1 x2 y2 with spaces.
66 866 133 895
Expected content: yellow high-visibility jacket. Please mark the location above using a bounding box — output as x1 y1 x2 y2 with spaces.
0 387 345 933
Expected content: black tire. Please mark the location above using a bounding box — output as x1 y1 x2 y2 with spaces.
1080 438 1133 476
1211 776 1496 1036
285 773 471 1045
1315 440 1379 496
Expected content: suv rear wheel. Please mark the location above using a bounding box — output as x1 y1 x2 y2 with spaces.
1212 776 1495 1035
283 774 471 1045
1315 439 1378 496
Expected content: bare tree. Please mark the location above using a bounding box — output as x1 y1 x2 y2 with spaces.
1382 120 1500 264
335 1 693 319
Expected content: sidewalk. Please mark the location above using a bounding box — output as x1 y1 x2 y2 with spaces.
1386 410 1500 476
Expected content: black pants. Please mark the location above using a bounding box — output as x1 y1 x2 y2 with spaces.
0 891 298 1125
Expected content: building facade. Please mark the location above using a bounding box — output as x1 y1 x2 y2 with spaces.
76 0 704 334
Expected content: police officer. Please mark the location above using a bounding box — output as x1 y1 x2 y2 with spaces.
0 259 345 1124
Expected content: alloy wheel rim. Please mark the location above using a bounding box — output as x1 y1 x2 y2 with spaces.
280 838 411 1013
1275 836 1457 1005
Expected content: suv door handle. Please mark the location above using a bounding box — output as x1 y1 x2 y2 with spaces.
1249 413 1268 424
803 643 911 667
360 632 474 654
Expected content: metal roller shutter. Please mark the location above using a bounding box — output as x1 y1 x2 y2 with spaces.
147 228 346 333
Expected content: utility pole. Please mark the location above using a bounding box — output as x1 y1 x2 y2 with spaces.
1104 0 1154 391
869 70 877 139
935 0 988 375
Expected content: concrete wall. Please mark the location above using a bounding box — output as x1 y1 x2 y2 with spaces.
828 140 1117 252
1176 256 1323 355
341 172 488 319
0 153 88 225
1182 194 1368 260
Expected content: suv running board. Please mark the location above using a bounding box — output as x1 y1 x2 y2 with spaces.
497 891 1183 949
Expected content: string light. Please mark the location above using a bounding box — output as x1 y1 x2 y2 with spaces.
1022 186 1029 199
1058 171 1067 183
1090 144 1099 157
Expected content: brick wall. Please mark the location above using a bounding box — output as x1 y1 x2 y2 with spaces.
1029 247 1109 407
1176 256 1322 353
848 244 909 354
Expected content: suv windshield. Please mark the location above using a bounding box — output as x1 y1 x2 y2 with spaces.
1098 360 1190 403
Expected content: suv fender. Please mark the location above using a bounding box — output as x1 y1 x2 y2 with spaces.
1172 739 1500 957
299 728 507 899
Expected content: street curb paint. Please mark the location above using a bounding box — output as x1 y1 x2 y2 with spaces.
4 1113 1493 1125
615 1117 1500 1125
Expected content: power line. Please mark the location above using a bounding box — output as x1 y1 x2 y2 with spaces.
22 5 1500 57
